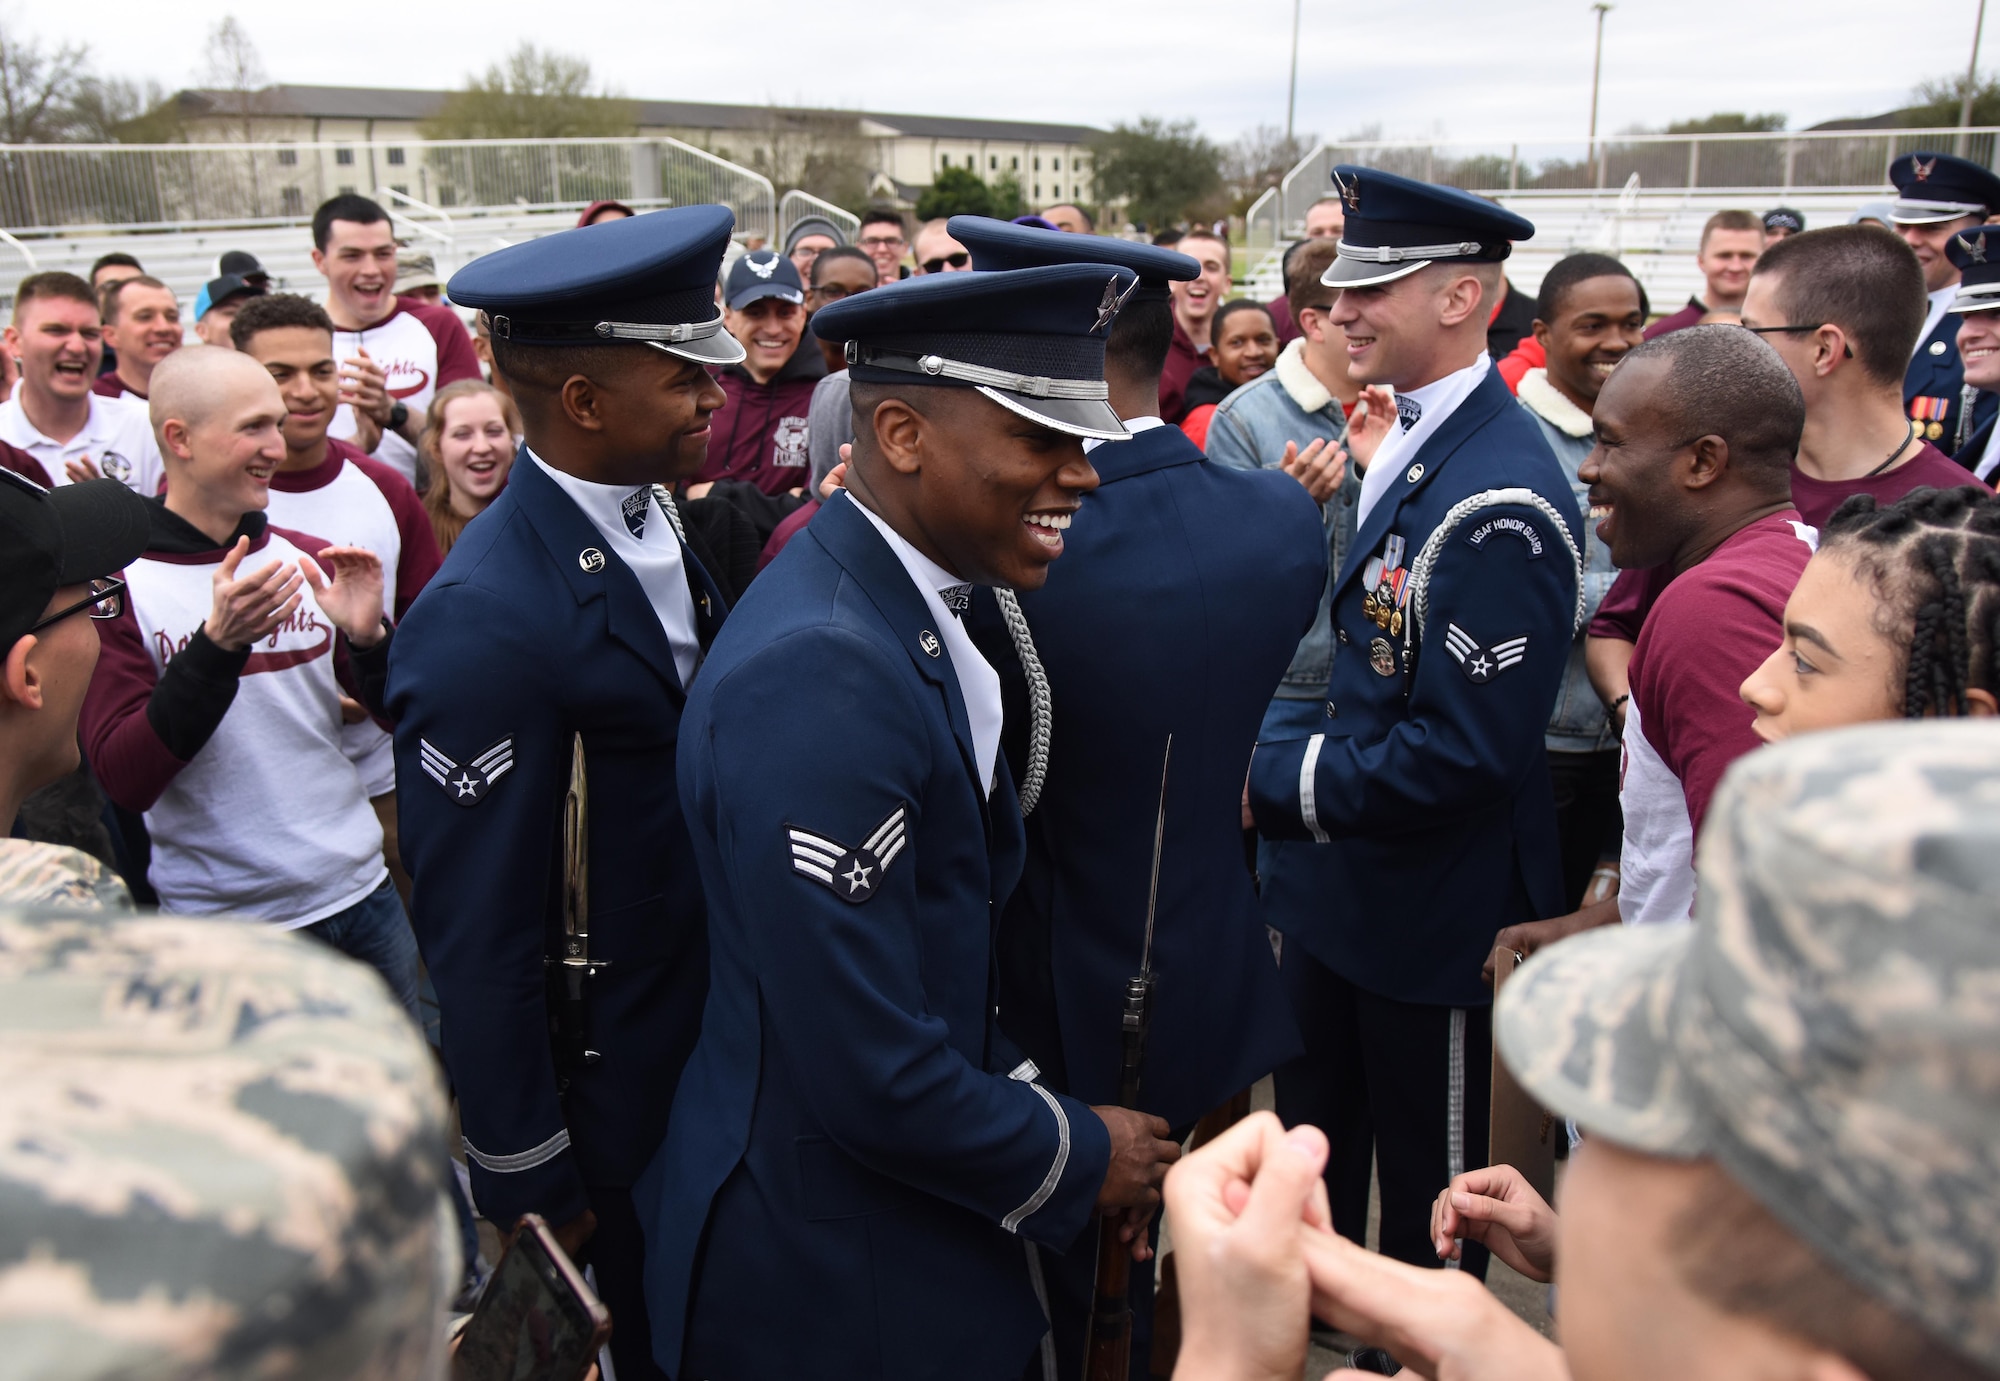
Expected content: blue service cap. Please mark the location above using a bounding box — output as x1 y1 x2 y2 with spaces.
1320 164 1535 289
1889 151 2000 225
446 204 745 366
724 247 805 310
811 263 1138 441
1948 227 2000 314
948 215 1197 302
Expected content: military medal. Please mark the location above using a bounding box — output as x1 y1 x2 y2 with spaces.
1369 637 1397 677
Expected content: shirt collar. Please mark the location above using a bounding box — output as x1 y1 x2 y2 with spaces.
525 448 653 538
1084 414 1165 454
849 496 967 610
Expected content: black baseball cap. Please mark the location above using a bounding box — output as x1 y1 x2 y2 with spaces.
216 250 271 287
0 471 152 653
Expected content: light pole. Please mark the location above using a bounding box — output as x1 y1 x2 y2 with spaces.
1958 0 1989 156
1588 3 1613 187
1287 0 1304 146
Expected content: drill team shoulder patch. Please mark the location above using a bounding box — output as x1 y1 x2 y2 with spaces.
788 803 908 904
1445 624 1527 684
419 736 515 806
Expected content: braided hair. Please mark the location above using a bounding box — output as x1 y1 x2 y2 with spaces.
1819 485 2000 718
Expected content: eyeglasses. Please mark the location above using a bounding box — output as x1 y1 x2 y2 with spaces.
922 253 970 273
28 577 124 634
859 235 906 250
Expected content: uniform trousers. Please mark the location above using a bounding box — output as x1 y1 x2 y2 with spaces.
582 1185 666 1381
1272 944 1491 1275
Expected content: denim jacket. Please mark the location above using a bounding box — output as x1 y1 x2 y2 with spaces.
1516 369 1617 753
1206 339 1360 700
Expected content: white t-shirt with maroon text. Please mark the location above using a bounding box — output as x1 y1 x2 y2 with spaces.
0 392 163 497
326 298 482 487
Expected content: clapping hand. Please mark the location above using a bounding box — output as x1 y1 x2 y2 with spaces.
1346 385 1396 467
301 546 386 649
1279 437 1348 502
203 537 306 651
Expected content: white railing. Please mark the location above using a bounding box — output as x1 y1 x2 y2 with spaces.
777 189 860 248
0 136 778 241
1269 125 1999 237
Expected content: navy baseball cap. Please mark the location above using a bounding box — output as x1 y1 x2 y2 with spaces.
812 263 1138 441
1948 227 2000 314
948 215 1197 303
1321 164 1535 289
0 470 152 653
724 248 806 311
447 204 746 365
1890 151 2000 225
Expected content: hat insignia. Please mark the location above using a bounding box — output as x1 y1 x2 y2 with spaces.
1961 233 1989 264
1333 170 1362 212
746 252 777 280
1092 275 1138 332
1912 154 1937 182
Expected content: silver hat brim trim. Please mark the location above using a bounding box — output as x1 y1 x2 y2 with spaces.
1321 256 1432 289
1948 297 2000 315
647 330 745 365
975 385 1131 441
1891 199 1989 225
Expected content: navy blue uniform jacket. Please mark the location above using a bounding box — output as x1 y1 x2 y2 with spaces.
387 452 724 1227
638 490 1110 1380
987 425 1325 1134
1907 311 1999 454
1249 370 1582 1009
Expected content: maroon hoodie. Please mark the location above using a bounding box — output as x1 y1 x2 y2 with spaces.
696 344 826 496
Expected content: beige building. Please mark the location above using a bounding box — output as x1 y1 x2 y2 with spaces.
170 85 1103 212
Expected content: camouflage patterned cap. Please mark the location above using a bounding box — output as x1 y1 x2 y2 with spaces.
1498 720 2000 1368
0 907 454 1379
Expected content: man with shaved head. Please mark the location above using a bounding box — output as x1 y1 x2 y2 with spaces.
1497 325 1814 965
81 345 419 1006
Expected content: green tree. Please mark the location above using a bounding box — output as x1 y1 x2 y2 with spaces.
915 165 995 220
422 44 637 139
1663 111 1788 135
988 173 1024 219
1089 116 1224 229
1899 73 2000 127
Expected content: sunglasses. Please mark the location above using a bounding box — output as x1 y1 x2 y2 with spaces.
923 253 970 273
28 577 124 633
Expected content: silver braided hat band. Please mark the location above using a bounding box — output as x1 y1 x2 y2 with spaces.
844 344 1111 401
593 317 727 343
1337 238 1485 264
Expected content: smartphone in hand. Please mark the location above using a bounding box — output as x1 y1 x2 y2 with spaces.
453 1213 611 1381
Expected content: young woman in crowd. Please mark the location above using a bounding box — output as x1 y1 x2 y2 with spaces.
420 379 520 555
1180 299 1279 450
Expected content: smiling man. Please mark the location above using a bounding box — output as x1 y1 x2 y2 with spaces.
1246 166 1582 1278
1950 226 2000 480
92 275 180 402
387 206 740 1381
696 246 824 496
641 262 1184 1381
1161 228 1233 421
0 273 163 496
311 194 482 487
1890 151 2000 453
1643 210 1763 339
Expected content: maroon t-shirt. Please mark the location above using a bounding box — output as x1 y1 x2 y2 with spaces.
1788 442 1989 529
1642 298 1705 340
1158 319 1207 424
90 373 144 402
1588 564 1674 643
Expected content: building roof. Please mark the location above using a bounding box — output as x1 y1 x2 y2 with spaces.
178 86 1101 145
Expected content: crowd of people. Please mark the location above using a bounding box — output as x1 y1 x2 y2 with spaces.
2 147 1999 1381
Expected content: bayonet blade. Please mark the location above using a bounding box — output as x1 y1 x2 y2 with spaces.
562 732 590 967
1138 735 1171 980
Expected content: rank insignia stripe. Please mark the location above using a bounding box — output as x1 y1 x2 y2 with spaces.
1444 624 1527 684
787 803 909 904
418 735 516 805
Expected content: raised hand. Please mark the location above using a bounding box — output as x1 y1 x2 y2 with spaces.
204 536 306 651
1346 385 1397 467
340 347 392 426
1279 437 1347 502
301 545 386 648
1428 1163 1559 1282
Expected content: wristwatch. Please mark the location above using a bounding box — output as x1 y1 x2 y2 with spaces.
387 401 409 431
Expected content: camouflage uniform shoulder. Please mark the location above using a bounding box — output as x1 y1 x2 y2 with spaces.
0 838 133 911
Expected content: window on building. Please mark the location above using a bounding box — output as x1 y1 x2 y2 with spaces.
1011 156 1020 170
335 147 354 166
990 155 998 170
966 154 975 169
391 184 409 198
1034 184 1041 198
276 146 298 167
387 147 406 166
338 183 357 196
1034 156 1041 170
281 187 304 216
1053 158 1062 172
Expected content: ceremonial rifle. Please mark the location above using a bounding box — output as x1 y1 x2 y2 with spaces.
548 733 606 1086
1083 735 1171 1381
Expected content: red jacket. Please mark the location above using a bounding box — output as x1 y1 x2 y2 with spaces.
697 345 826 496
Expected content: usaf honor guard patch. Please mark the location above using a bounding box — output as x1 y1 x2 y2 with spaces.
419 736 515 805
788 803 908 904
1445 624 1527 684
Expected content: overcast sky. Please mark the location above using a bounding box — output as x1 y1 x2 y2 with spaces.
41 0 1982 150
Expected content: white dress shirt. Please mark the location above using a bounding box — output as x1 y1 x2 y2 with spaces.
1084 413 1165 454
527 449 701 686
1356 353 1492 529
851 498 1003 796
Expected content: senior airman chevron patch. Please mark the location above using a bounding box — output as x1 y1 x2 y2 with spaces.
787 803 908 904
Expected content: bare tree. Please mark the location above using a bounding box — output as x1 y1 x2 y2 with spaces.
1224 123 1314 212
732 107 872 211
422 44 637 139
201 16 268 142
0 16 89 143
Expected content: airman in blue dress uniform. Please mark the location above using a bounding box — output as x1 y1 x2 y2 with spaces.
1890 151 2000 453
946 214 1327 1379
637 263 1182 1380
386 206 742 1381
1946 226 2000 477
1247 167 1584 1273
